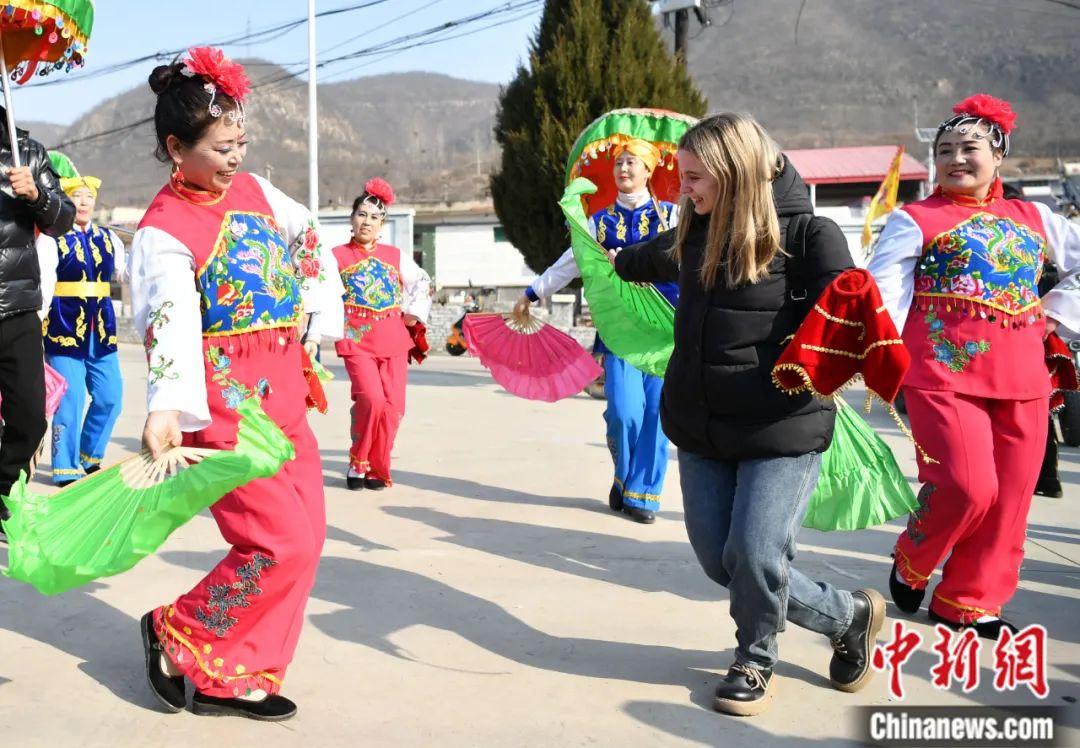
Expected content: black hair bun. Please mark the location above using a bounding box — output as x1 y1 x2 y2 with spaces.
148 63 182 96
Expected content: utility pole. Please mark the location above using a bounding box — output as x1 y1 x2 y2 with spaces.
655 1 709 68
674 8 689 68
307 0 319 213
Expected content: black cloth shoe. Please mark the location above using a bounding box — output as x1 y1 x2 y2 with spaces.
889 561 925 614
192 691 297 721
84 465 101 475
56 479 78 488
622 505 655 524
141 612 185 712
713 663 775 716
928 610 1019 640
346 476 365 491
364 477 387 491
830 589 886 693
608 483 623 512
1034 477 1063 498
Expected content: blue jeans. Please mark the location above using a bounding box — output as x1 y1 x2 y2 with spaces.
678 449 854 670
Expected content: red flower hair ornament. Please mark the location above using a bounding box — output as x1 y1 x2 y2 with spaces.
363 178 396 209
181 47 251 125
939 93 1016 155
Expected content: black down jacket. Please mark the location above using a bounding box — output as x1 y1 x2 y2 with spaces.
0 115 75 319
614 156 854 461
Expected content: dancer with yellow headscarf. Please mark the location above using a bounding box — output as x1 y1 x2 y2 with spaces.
36 168 126 486
514 138 678 523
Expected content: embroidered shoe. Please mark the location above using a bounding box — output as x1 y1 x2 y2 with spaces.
889 561 925 614
192 691 298 721
928 610 1019 640
622 505 655 524
608 483 624 512
713 663 775 716
364 477 387 491
141 612 185 713
830 589 886 693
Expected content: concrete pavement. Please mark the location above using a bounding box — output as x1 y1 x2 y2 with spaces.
0 344 1077 746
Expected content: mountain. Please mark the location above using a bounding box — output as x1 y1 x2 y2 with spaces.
34 2 1080 208
669 0 1080 157
43 65 499 208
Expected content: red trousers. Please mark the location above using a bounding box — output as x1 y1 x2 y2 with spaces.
154 334 326 697
895 388 1047 624
343 353 407 482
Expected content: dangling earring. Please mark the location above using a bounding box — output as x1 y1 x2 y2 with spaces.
171 161 186 186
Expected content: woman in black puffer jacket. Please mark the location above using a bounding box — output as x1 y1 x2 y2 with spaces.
614 113 885 717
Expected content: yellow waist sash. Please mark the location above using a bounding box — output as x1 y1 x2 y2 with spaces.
54 281 111 297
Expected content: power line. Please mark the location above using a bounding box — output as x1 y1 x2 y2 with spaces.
51 0 542 150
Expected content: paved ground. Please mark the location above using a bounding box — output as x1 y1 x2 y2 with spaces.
1 345 1077 746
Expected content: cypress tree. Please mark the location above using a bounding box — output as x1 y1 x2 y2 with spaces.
491 0 706 274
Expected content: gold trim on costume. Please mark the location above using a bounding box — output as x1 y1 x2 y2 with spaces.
54 281 110 297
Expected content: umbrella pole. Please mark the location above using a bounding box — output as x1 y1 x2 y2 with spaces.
0 28 21 168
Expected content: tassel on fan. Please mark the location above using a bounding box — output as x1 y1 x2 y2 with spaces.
2 398 295 595
462 313 602 402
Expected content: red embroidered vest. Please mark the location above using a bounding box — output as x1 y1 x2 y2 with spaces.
901 184 1050 399
332 241 412 357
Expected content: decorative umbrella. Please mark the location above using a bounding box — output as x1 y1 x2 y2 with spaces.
557 108 697 377
463 312 603 403
0 1 94 166
2 398 294 596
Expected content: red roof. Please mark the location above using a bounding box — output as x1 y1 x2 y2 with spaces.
786 146 929 185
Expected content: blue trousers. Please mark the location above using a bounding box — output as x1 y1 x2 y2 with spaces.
603 354 668 511
47 336 123 482
678 449 854 669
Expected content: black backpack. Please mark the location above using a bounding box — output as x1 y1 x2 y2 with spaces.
784 213 814 308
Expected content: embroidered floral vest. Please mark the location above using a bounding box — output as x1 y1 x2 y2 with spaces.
140 173 301 338
43 224 119 357
901 184 1051 399
332 241 413 357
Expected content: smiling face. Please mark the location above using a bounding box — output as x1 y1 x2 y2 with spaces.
351 200 386 245
677 148 719 215
168 117 247 192
70 187 96 227
613 152 651 195
934 128 1003 198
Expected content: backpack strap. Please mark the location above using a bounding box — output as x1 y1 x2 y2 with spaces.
784 213 813 303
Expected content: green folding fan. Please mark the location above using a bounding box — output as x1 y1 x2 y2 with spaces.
558 177 676 378
803 399 919 532
2 398 295 595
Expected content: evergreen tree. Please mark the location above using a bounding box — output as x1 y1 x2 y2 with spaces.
491 0 706 274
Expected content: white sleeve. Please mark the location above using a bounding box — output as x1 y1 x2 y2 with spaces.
399 249 433 322
1036 203 1080 338
530 246 581 299
866 210 924 333
35 233 59 318
130 226 210 432
252 173 345 340
667 203 680 229
109 229 128 283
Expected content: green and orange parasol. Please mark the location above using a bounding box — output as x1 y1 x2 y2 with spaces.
0 1 94 165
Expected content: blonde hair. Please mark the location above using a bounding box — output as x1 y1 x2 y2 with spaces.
671 113 782 289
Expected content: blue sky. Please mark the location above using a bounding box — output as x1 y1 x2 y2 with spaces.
13 0 546 125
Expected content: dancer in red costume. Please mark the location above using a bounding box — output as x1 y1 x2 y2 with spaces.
869 95 1080 636
129 47 344 720
332 179 431 491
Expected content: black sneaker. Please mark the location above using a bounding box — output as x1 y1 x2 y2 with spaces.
192 691 297 721
608 483 623 512
364 477 387 491
1033 477 1063 498
889 561 925 614
140 612 186 712
928 610 1019 640
622 505 655 524
830 589 886 693
346 476 365 491
713 663 775 716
